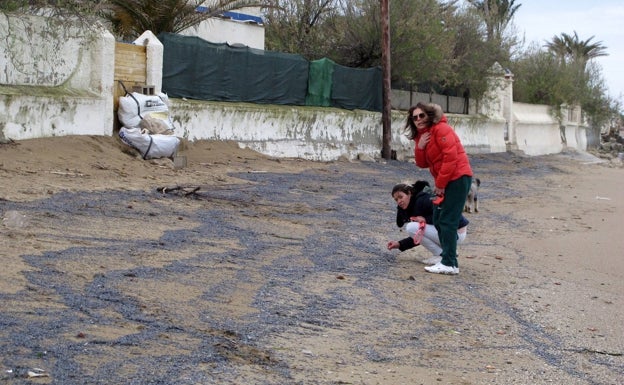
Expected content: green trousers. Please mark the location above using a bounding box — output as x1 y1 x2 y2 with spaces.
433 175 472 268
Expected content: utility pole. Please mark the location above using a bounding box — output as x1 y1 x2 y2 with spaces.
381 0 392 159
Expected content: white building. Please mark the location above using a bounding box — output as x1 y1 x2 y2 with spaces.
179 6 265 49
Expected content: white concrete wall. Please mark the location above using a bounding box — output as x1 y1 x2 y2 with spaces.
0 14 115 139
171 100 398 161
451 116 508 154
168 99 511 161
512 102 563 156
560 105 587 151
565 124 587 150
1 94 115 139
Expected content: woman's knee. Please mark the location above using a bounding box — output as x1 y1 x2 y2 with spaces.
405 222 420 235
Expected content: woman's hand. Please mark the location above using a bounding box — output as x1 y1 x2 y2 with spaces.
417 132 431 149
409 216 426 223
387 240 399 250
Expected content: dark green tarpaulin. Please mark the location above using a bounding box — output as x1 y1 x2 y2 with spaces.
160 33 309 106
331 63 382 112
306 58 382 111
305 58 335 107
159 32 383 112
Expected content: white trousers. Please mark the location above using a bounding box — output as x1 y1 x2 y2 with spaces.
405 222 467 257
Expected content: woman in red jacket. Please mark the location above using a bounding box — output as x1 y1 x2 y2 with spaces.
406 102 473 275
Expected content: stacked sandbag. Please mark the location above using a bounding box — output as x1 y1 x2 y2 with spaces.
118 92 180 160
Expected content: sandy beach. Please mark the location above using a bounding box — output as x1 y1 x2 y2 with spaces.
1 135 623 384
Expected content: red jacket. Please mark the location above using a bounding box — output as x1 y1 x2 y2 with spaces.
414 114 473 189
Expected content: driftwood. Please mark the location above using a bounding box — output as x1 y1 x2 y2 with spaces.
156 184 257 204
571 347 623 357
156 185 201 197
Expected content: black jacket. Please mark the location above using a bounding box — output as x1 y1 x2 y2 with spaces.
396 190 435 228
395 191 469 251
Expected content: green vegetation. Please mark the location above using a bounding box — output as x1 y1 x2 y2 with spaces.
263 0 621 138
513 32 619 137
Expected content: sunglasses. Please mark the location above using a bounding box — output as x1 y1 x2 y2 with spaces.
412 113 426 121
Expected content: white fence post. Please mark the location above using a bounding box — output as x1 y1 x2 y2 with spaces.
134 31 164 95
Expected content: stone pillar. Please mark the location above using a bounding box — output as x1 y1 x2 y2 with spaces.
479 62 516 150
502 69 515 150
134 31 164 94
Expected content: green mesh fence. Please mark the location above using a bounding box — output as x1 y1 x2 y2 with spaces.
331 62 382 111
160 33 382 111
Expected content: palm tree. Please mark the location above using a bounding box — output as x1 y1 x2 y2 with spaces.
543 31 609 129
545 31 608 69
467 0 521 42
104 0 268 40
544 34 569 66
1 0 109 18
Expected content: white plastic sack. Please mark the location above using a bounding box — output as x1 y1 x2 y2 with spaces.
118 92 175 131
119 126 180 160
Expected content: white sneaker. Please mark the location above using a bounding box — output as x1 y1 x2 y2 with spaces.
424 262 458 275
422 256 442 265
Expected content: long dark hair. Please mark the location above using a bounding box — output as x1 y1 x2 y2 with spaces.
391 180 430 196
405 102 436 140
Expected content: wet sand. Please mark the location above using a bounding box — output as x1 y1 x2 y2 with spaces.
1 136 622 384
